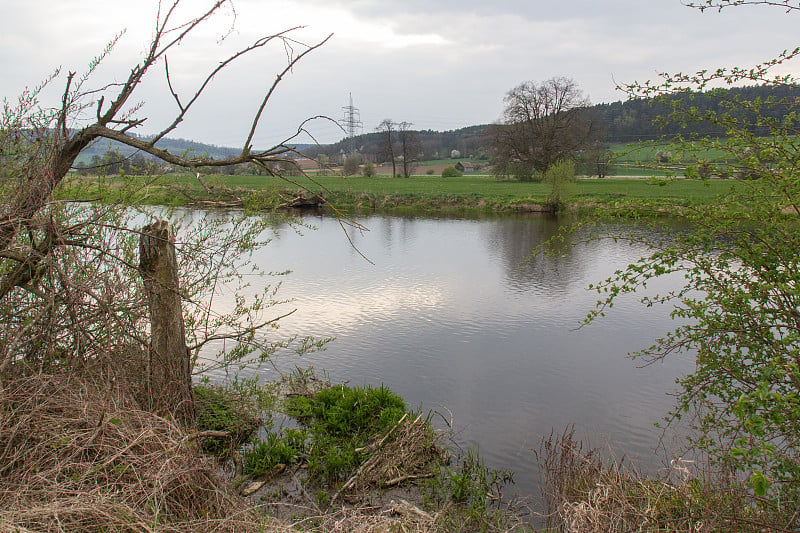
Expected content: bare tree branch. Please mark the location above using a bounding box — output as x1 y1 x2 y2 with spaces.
243 32 333 151
683 0 800 12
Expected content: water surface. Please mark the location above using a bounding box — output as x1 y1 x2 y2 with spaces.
218 213 693 498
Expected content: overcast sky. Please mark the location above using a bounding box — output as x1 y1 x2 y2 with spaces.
2 0 799 148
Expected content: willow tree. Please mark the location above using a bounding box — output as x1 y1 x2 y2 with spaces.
589 0 800 506
0 0 330 425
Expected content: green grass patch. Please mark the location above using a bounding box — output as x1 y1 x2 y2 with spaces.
284 383 407 482
193 373 523 524
243 429 309 477
59 170 747 218
608 140 739 177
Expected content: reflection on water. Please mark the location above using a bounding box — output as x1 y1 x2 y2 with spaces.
211 213 694 499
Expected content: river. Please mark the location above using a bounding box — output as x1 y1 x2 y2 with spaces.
204 212 694 500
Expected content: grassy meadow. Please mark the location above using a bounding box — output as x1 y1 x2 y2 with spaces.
62 169 745 216
61 136 755 215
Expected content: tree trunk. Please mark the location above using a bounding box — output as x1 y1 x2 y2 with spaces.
138 219 195 427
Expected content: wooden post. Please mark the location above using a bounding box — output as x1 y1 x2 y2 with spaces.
138 219 195 427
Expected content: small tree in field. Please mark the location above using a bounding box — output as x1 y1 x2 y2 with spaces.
579 142 614 178
441 166 462 178
397 121 421 178
376 119 397 177
542 160 575 213
343 153 360 176
362 160 376 177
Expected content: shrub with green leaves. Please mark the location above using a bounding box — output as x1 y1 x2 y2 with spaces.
543 159 576 212
243 185 282 212
593 4 800 509
441 166 463 178
362 160 376 178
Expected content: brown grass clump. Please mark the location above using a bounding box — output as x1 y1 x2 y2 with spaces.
285 501 440 533
0 374 272 532
535 427 793 533
333 413 445 501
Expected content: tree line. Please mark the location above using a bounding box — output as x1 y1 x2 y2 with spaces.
594 82 800 142
309 82 800 163
67 82 800 179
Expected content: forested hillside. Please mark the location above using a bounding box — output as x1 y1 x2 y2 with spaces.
595 83 800 142
76 134 242 164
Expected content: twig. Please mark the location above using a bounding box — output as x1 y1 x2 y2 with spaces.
183 429 231 442
382 473 434 488
332 414 409 503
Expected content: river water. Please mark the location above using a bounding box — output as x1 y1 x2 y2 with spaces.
207 212 694 500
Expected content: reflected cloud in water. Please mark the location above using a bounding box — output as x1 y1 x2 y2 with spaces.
198 213 693 500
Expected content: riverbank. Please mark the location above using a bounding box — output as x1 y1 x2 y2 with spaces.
60 173 742 217
0 372 531 532
27 175 794 531
6 372 777 532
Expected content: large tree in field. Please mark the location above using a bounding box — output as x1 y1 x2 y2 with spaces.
589 0 800 510
0 0 329 426
397 121 422 178
376 118 397 177
488 77 597 181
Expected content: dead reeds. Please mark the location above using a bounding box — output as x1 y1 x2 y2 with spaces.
333 413 443 501
283 500 441 533
0 372 535 532
0 374 271 532
535 426 795 532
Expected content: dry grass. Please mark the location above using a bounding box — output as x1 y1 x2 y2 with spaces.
535 427 797 533
0 374 274 532
0 372 532 533
333 413 445 500
273 501 441 533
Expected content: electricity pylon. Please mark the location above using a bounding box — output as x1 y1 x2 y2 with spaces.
341 92 363 154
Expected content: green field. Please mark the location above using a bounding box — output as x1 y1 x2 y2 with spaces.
269 174 737 203
63 171 745 216
608 140 736 177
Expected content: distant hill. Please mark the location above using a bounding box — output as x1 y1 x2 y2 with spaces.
308 84 800 160
302 124 491 162
81 84 800 166
77 135 241 164
76 134 315 165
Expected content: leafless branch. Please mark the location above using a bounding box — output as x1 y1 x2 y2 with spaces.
683 0 800 12
163 57 184 113
243 32 334 151
0 0 333 401
186 309 297 352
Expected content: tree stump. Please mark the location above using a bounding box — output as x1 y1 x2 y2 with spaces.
138 219 195 427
